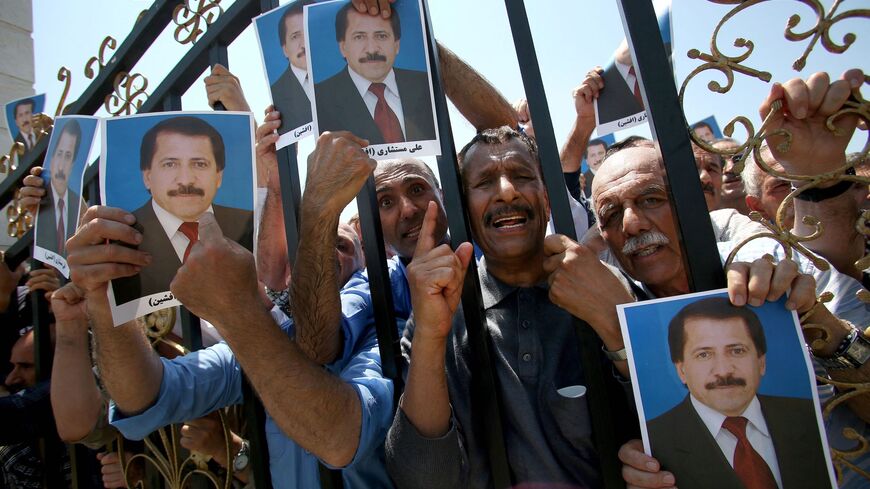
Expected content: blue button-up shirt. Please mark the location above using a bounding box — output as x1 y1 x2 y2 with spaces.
109 313 394 488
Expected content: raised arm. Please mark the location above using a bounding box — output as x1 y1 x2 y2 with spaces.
760 69 866 279
49 283 104 442
291 131 375 364
560 68 603 173
66 206 164 415
170 210 376 467
438 42 517 132
254 108 291 292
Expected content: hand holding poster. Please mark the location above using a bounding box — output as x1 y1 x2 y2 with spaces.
100 112 256 326
617 290 836 489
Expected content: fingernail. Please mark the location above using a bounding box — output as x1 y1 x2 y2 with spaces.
785 300 796 310
646 461 658 471
382 9 390 18
369 6 378 15
134 232 143 244
663 474 675 485
851 76 861 88
733 293 745 306
143 254 152 264
749 297 763 307
124 214 136 224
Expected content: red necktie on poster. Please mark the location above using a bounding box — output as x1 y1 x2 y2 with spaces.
368 83 405 144
628 66 644 109
178 221 199 263
56 199 65 252
722 416 777 489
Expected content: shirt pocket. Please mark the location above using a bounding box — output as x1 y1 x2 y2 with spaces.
546 384 595 450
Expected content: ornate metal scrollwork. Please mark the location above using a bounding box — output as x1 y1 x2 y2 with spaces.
6 189 33 238
684 1 869 483
55 66 73 117
104 71 149 116
172 0 224 45
85 37 118 80
0 143 25 174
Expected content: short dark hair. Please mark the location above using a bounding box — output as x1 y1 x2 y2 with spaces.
57 119 83 161
14 99 34 117
603 135 653 161
139 116 225 172
457 126 539 176
692 121 713 133
335 1 401 42
585 138 608 159
668 296 766 363
278 0 313 47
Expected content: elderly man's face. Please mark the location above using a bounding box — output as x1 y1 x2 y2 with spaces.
374 160 447 258
676 317 765 417
5 333 35 393
282 13 307 71
50 130 78 196
693 149 723 211
587 144 607 172
339 10 399 83
15 104 33 135
143 132 223 222
463 138 550 265
593 148 687 296
336 223 364 286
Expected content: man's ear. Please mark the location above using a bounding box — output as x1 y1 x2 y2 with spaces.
745 195 766 218
759 354 766 377
142 169 152 192
675 361 687 384
338 40 348 61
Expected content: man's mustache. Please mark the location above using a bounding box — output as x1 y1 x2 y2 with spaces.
168 184 205 197
705 374 746 390
622 230 670 255
296 47 306 59
701 181 715 195
358 52 387 63
484 204 533 227
53 170 66 180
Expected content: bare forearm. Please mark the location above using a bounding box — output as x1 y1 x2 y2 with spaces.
89 295 163 415
400 335 452 438
438 43 515 132
51 323 103 442
290 203 343 365
794 191 863 280
217 306 362 467
560 116 595 173
257 184 291 290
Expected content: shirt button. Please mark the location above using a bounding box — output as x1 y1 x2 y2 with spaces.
522 353 532 362
521 320 529 329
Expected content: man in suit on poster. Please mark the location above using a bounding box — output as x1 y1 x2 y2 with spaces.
314 1 436 145
270 0 314 134
646 296 830 489
597 40 645 125
35 120 87 259
12 99 37 155
111 116 253 306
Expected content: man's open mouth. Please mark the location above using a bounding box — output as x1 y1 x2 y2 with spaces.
492 214 528 229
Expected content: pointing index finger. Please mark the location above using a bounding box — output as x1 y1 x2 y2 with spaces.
412 201 439 257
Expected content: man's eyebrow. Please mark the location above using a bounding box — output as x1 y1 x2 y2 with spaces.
637 184 667 197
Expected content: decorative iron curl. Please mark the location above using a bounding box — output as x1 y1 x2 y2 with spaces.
85 37 118 80
0 143 25 174
6 189 33 238
55 67 72 117
172 0 223 45
104 71 149 116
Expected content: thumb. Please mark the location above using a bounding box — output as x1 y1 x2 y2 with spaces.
455 242 474 273
197 212 224 244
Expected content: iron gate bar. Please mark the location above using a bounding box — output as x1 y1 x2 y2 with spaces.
356 176 403 397
616 0 726 292
502 2 625 487
422 2 513 487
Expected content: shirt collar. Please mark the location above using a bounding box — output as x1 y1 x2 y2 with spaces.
477 257 548 309
291 64 308 86
691 394 768 438
151 199 214 237
615 60 633 81
50 186 68 207
347 66 399 100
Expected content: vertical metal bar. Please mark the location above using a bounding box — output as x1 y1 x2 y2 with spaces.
616 0 726 292
162 92 183 112
356 176 402 397
276 145 302 265
502 3 625 488
209 43 229 111
422 2 513 487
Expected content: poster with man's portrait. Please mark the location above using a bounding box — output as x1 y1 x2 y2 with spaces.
100 112 257 326
691 115 723 143
306 0 441 160
33 116 99 278
618 290 836 489
254 0 317 149
594 2 672 137
4 93 47 156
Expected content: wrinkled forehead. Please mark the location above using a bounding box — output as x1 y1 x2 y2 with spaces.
374 159 437 190
593 148 664 200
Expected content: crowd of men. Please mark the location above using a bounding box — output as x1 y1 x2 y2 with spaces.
2 1 869 488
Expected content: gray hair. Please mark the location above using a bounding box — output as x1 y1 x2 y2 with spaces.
741 144 774 199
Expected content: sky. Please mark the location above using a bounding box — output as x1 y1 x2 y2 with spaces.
29 0 868 220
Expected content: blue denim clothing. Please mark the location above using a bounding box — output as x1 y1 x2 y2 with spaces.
109 316 394 489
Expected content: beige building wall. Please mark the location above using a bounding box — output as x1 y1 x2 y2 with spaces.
0 0 35 249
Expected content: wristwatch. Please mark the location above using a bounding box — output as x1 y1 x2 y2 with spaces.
232 440 251 473
817 329 870 370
